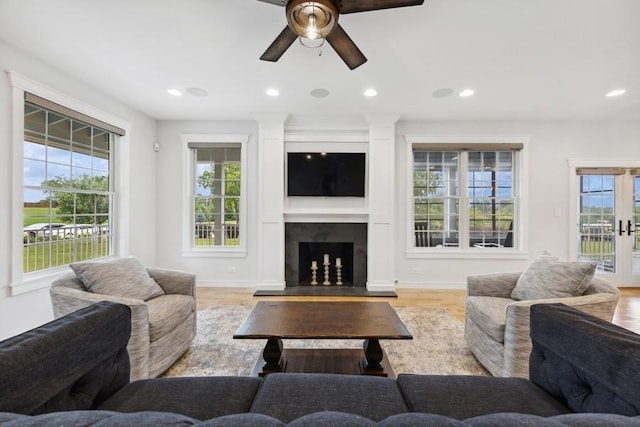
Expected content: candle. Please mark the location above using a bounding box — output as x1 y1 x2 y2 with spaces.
311 261 317 269
324 254 329 264
336 258 341 267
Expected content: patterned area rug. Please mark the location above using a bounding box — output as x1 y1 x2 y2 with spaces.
162 304 488 377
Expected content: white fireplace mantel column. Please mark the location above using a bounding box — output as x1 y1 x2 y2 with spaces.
255 113 288 291
366 114 400 291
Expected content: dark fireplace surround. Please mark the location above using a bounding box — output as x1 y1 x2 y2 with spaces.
285 223 367 287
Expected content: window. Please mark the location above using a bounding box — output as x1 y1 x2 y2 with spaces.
410 141 522 250
183 134 248 253
22 96 122 273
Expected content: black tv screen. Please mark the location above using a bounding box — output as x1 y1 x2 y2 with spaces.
287 152 366 197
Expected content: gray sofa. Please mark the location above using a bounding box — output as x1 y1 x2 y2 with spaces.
1 302 640 426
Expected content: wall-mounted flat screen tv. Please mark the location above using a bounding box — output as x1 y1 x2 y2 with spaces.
287 152 366 197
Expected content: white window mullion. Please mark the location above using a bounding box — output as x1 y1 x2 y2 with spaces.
459 152 470 249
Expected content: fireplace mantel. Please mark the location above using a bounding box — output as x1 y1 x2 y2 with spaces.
255 115 399 292
284 210 368 224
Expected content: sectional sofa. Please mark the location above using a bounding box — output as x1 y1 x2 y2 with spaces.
1 301 639 426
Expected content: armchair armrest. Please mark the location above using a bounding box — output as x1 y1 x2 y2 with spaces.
146 268 196 297
50 284 151 380
502 292 619 378
50 284 146 316
466 272 521 298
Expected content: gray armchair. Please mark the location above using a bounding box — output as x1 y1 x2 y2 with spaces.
50 267 196 381
465 272 619 378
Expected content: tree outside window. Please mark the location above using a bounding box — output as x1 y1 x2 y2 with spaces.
193 146 241 247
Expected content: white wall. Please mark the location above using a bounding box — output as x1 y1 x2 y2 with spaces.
395 120 640 288
155 120 260 286
0 41 157 339
155 118 640 290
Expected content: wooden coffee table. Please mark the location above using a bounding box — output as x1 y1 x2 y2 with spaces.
233 301 413 378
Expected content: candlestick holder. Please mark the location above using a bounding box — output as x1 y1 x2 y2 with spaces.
336 264 343 286
310 265 318 286
323 261 331 286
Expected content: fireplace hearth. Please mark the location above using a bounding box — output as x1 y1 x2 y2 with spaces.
285 223 367 288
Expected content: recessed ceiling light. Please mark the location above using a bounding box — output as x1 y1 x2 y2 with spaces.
364 88 378 97
186 87 209 97
459 89 475 98
606 89 626 97
266 88 280 97
167 88 182 97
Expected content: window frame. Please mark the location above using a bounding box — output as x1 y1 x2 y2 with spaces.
181 133 248 257
8 71 131 295
405 135 529 259
23 103 116 273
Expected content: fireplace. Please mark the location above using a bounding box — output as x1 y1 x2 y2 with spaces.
298 242 354 285
285 223 367 287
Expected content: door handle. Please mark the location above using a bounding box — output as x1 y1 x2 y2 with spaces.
619 219 625 236
628 220 636 236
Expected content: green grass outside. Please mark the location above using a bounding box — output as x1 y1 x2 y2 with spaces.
194 238 240 247
23 207 63 226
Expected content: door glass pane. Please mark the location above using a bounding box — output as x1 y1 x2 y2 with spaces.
578 175 615 272
633 175 640 274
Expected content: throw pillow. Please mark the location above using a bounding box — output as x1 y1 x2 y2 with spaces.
511 253 596 301
70 257 165 301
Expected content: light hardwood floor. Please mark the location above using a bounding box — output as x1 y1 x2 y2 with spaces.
197 287 640 334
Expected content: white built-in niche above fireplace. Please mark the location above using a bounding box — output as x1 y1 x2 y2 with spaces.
283 140 369 224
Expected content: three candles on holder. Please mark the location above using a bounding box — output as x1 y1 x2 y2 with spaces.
313 254 341 267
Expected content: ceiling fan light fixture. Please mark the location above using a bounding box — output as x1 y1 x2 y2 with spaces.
286 0 338 42
299 36 325 49
305 14 320 39
259 0 424 69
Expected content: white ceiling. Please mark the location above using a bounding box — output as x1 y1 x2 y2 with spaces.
0 0 638 122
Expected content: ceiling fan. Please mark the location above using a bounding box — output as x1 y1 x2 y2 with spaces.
258 0 425 70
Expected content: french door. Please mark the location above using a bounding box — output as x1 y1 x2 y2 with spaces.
574 167 640 286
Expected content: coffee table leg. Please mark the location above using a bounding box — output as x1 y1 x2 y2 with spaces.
362 339 385 375
261 337 284 374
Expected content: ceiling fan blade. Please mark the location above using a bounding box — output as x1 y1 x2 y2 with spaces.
260 26 298 62
337 0 424 14
256 0 285 6
325 24 367 70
